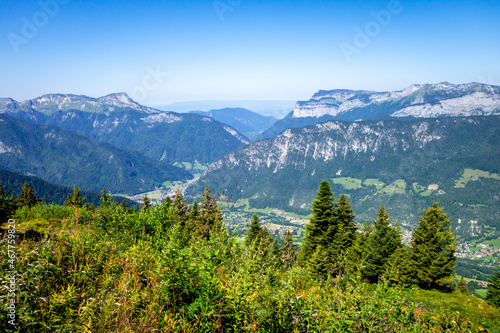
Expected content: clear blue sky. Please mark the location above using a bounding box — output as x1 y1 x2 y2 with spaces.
1 0 499 104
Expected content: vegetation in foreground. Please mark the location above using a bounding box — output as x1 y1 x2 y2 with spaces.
0 181 499 332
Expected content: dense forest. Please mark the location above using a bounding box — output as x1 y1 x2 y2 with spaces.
1 180 500 332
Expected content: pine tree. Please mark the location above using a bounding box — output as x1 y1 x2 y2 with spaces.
485 266 500 307
0 183 15 223
458 277 469 295
299 180 336 264
246 213 263 246
281 229 297 268
64 185 87 207
363 206 402 283
409 202 456 290
15 182 42 208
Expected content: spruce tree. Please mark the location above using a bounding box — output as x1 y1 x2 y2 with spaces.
348 220 372 269
336 194 357 246
382 246 412 288
141 195 152 211
64 185 87 208
308 245 331 280
16 182 42 208
199 187 223 238
246 212 263 246
299 180 336 264
0 184 15 223
409 202 456 290
458 277 469 295
100 188 110 207
281 229 297 268
363 206 402 283
485 266 500 307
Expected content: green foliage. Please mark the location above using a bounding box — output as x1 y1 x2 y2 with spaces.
281 229 296 268
15 182 42 208
486 266 500 307
64 185 87 208
0 182 15 224
299 180 336 264
363 205 403 283
141 194 152 211
410 202 457 290
0 186 495 332
245 212 263 246
458 277 469 295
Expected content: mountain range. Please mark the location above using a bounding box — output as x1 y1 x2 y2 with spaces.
0 114 191 194
260 82 500 139
192 115 500 240
0 93 249 165
190 108 277 140
0 168 138 207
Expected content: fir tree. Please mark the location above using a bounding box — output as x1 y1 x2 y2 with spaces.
141 195 152 211
348 219 372 269
308 245 331 280
363 206 402 283
299 180 336 264
485 266 500 307
100 188 110 207
199 187 224 238
458 277 469 295
246 213 263 246
120 200 131 213
281 229 297 268
382 246 412 288
0 183 15 223
409 202 456 290
15 182 42 208
336 194 357 247
64 185 87 208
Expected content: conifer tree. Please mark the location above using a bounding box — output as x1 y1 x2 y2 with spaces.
382 246 412 288
336 194 357 247
199 187 224 238
458 277 469 295
299 180 336 264
363 206 402 283
65 185 87 208
190 200 199 220
308 245 331 280
348 220 372 268
100 188 110 207
0 183 15 223
409 202 456 290
485 266 500 307
246 212 263 246
141 195 152 211
16 182 42 208
281 229 297 268
120 200 131 213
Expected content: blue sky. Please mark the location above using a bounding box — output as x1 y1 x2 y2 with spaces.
1 0 499 104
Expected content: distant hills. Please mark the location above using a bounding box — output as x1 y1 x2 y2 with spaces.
190 108 277 140
192 115 500 240
0 168 137 207
0 115 192 194
260 82 500 139
154 100 295 118
0 93 249 164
